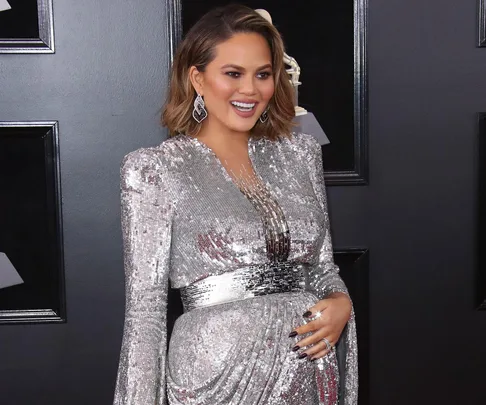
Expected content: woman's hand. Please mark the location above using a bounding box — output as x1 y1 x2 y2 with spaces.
289 292 352 361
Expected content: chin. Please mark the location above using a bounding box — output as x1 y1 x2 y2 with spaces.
226 119 259 133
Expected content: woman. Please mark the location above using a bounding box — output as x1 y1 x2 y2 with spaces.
113 4 357 405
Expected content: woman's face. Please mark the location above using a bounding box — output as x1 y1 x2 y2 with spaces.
191 32 275 135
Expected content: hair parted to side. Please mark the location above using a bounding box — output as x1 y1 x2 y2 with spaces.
161 4 296 141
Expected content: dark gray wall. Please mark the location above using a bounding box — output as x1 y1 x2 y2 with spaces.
0 1 170 403
360 0 486 403
1 0 486 404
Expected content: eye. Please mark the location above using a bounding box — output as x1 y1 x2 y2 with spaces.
225 71 241 78
257 71 272 79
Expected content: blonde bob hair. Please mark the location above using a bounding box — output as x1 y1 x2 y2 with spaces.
161 4 296 141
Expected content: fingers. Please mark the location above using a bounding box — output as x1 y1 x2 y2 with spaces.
291 336 336 361
299 340 327 358
288 300 339 361
304 300 329 319
309 347 333 361
291 321 317 337
295 326 328 348
290 308 327 336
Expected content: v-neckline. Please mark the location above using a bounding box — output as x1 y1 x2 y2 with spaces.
184 133 263 192
183 133 291 262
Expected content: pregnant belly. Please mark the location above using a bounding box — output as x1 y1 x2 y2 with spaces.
166 290 318 390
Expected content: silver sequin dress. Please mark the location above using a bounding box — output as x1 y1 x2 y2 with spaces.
113 132 358 405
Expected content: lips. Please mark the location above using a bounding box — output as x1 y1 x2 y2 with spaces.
230 100 259 118
231 101 256 110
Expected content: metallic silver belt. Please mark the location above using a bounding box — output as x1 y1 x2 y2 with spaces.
180 262 309 312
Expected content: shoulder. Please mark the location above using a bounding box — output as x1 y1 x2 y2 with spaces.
290 131 321 152
121 134 186 173
120 135 191 189
272 131 321 158
121 146 162 179
120 142 172 191
120 148 163 192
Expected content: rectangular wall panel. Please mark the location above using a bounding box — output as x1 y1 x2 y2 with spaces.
478 113 486 309
479 0 486 47
0 0 55 53
0 122 65 323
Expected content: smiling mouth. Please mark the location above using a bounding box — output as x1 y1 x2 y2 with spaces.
230 101 257 112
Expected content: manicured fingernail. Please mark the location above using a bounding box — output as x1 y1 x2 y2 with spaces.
289 331 298 338
298 352 308 359
302 311 312 317
292 345 300 352
310 357 316 362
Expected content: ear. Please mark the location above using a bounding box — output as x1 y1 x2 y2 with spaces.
189 66 204 96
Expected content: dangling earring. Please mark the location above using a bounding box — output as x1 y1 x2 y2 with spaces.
259 108 269 124
192 93 208 123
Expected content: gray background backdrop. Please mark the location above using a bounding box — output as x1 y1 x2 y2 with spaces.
0 0 485 404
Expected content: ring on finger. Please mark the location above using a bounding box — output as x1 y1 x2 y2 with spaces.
307 311 322 321
321 337 332 351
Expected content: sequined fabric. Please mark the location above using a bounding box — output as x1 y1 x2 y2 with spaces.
180 262 308 312
113 132 358 405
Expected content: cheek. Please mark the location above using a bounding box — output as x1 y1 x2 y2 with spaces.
260 80 275 102
206 78 235 103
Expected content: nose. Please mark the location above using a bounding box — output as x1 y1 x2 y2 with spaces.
238 75 257 96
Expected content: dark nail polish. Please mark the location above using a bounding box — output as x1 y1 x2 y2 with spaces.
288 331 298 338
292 345 300 352
302 311 312 318
310 357 316 362
298 352 308 359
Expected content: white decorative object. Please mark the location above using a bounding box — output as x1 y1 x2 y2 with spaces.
0 0 11 12
0 252 23 289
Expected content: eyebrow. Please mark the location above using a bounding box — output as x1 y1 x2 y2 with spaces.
220 63 272 71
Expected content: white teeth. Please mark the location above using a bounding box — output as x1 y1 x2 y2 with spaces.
231 101 256 109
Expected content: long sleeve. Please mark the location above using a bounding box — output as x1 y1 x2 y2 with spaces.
305 134 348 299
304 134 358 405
114 149 174 405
